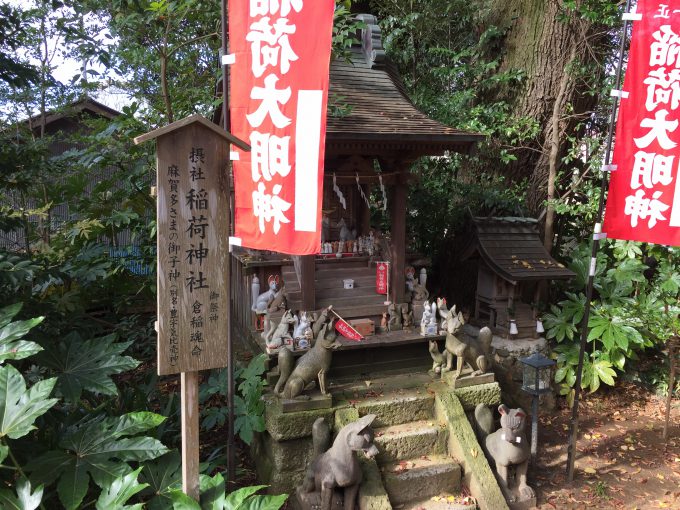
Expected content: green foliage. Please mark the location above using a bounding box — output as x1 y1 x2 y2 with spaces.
37 331 139 402
96 468 148 510
200 354 267 445
0 303 44 364
27 412 169 509
140 451 182 510
0 364 58 440
547 240 680 402
0 478 43 510
169 479 287 510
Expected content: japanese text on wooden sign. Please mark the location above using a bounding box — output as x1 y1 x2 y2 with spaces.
157 125 229 375
604 0 680 246
229 0 335 254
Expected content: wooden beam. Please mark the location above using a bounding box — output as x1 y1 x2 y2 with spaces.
300 255 316 310
390 173 407 304
181 371 200 500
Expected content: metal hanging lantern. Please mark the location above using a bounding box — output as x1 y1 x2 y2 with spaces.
520 352 555 395
509 319 518 337
536 318 545 335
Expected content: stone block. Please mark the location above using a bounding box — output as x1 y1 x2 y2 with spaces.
358 455 392 510
281 392 333 413
453 382 501 411
434 392 509 510
373 420 447 463
263 435 316 473
356 391 434 427
264 395 335 441
267 468 305 495
382 455 461 504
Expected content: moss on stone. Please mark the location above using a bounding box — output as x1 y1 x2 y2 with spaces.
264 396 336 441
435 392 509 510
453 382 501 411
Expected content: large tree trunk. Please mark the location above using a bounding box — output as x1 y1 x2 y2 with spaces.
484 0 606 217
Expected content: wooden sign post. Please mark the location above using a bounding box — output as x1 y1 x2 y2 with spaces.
135 115 249 500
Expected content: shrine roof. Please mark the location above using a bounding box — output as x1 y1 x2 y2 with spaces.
326 25 483 154
461 217 576 283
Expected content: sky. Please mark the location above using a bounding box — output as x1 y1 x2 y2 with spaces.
7 0 131 112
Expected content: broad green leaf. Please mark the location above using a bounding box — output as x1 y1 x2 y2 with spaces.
37 332 139 402
26 412 169 510
15 478 43 510
0 304 22 328
200 473 226 510
593 360 616 387
554 366 568 383
224 485 268 510
0 305 44 364
243 494 288 510
57 462 90 510
0 444 8 464
140 451 181 510
0 365 58 439
170 489 201 510
96 468 147 510
0 478 43 510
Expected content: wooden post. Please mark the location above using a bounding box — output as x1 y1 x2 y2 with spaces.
390 172 406 304
300 255 316 311
181 371 200 500
663 337 678 441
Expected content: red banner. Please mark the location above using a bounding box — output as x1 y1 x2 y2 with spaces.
335 318 363 341
376 262 388 294
229 0 335 254
603 1 680 246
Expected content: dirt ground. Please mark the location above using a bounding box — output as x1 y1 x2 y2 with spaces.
533 382 680 510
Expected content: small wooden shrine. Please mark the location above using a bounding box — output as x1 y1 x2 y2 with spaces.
460 217 575 337
226 15 483 376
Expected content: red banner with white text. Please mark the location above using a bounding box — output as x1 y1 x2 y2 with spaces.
603 0 680 246
229 0 335 254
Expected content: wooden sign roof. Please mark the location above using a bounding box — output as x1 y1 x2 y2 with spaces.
460 217 576 284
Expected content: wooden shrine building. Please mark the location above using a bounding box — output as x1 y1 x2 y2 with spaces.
460 217 575 337
228 15 483 375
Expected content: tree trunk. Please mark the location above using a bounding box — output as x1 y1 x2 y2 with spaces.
484 0 606 217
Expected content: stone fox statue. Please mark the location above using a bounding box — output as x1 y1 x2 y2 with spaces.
275 320 341 398
301 414 379 510
436 300 492 378
474 404 534 502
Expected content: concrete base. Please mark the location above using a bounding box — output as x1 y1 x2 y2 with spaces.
443 371 495 389
281 392 333 413
295 487 345 510
498 484 537 510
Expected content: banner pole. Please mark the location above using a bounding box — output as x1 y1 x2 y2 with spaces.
566 0 632 482
220 0 236 486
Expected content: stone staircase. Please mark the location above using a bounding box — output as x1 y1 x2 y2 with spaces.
353 390 470 509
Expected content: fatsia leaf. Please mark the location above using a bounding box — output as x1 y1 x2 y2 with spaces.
592 360 616 387
96 468 147 510
243 493 288 510
0 304 44 364
15 478 43 510
0 364 58 440
224 485 269 510
0 478 43 510
26 412 169 510
37 332 139 402
140 451 181 510
200 473 226 510
0 444 8 464
170 489 201 510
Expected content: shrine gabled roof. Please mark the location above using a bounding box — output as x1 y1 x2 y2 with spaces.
460 217 576 284
325 16 483 155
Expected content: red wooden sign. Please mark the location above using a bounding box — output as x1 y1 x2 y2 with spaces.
376 262 388 294
229 0 335 254
603 1 680 246
335 318 363 341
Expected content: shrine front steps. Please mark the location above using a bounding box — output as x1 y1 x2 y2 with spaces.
351 392 465 508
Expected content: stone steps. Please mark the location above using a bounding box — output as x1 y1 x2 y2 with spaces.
381 455 461 506
399 495 475 510
355 391 434 428
373 420 447 464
